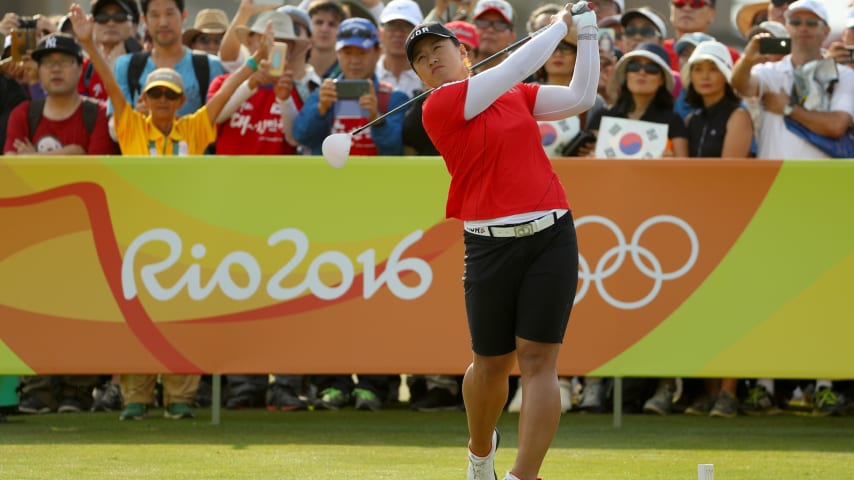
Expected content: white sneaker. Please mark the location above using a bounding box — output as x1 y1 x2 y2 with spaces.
467 428 500 480
559 378 573 413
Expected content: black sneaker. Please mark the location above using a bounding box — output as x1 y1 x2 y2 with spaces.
18 396 51 414
91 383 123 412
266 385 308 411
410 387 463 412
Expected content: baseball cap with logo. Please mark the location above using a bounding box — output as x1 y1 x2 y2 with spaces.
379 0 423 27
784 0 829 25
405 22 460 65
336 17 379 51
236 11 298 44
473 0 514 24
445 20 479 51
144 68 184 94
31 33 84 63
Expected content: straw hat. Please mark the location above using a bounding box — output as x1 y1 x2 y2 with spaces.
182 9 229 45
735 2 768 38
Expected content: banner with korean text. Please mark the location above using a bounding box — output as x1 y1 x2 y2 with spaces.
1 156 852 379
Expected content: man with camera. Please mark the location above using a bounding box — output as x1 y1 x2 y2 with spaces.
294 17 408 156
731 0 854 159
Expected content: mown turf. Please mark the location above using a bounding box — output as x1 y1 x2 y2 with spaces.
1 408 852 479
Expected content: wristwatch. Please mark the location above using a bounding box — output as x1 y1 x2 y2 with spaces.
783 105 793 117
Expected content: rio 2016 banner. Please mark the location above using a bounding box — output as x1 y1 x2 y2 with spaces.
1 156 852 379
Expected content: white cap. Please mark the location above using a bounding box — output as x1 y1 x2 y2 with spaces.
681 40 734 91
379 0 423 27
473 0 514 24
784 0 829 25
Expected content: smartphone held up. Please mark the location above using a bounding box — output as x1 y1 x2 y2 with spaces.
268 41 289 76
10 17 38 62
758 37 791 56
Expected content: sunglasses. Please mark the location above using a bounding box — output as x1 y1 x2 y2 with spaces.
672 0 707 9
624 25 659 38
626 60 662 75
788 17 822 28
338 27 375 39
474 19 512 32
94 12 130 24
146 88 181 100
194 34 222 45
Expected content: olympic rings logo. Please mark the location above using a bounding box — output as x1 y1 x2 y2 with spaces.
575 215 699 310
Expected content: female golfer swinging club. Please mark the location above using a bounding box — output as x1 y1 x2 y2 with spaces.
404 3 598 480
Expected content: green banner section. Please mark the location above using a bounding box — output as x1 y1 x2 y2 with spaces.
594 161 854 378
0 340 32 376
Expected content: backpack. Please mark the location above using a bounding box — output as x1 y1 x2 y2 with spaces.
125 51 211 104
28 98 100 141
82 38 143 91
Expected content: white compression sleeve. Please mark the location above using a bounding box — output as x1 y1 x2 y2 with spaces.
215 80 256 124
463 21 568 121
532 25 600 121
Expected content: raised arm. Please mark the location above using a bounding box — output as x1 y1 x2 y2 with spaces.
731 34 764 98
206 22 272 124
69 3 128 118
463 4 593 120
533 11 599 120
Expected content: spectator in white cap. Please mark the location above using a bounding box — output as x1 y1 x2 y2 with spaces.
682 41 753 159
731 0 854 159
376 0 423 98
471 0 515 72
182 8 229 56
620 7 667 53
827 6 854 66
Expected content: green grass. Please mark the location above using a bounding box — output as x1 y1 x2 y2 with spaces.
1 408 852 479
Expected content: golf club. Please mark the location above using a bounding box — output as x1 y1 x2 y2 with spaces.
321 2 592 168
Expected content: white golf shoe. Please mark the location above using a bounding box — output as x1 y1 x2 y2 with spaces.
467 428 500 480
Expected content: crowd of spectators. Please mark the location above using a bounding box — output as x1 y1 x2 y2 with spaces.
1 0 852 421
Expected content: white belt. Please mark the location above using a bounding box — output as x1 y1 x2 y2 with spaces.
464 211 566 238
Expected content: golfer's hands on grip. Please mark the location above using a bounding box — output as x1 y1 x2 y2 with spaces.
570 2 597 31
553 3 596 32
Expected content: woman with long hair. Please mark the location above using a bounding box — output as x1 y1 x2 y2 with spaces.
585 42 689 157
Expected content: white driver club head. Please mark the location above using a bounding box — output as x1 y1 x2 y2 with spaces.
322 133 352 169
